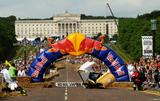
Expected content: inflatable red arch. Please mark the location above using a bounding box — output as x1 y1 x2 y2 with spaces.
27 33 129 84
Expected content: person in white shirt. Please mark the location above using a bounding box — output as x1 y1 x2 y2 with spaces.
1 65 18 91
1 64 27 95
127 62 135 81
40 46 45 53
0 65 12 84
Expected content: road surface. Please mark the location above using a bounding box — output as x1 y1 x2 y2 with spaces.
1 62 160 101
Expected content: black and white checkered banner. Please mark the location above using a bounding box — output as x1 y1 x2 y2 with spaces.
55 82 84 87
141 36 153 58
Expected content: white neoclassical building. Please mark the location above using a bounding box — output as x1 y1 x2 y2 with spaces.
15 12 118 41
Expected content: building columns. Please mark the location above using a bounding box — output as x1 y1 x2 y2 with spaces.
57 22 81 37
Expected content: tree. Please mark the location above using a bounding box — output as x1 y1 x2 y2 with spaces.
111 34 118 41
93 32 102 40
117 16 160 60
0 16 16 61
104 35 109 43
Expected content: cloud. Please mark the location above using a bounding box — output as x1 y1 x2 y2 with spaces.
0 0 160 18
110 0 160 17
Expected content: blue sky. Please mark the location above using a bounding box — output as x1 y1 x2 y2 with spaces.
0 0 160 18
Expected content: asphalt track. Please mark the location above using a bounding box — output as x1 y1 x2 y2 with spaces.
1 62 160 101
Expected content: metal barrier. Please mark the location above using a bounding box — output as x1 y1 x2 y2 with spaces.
0 73 3 83
0 73 3 92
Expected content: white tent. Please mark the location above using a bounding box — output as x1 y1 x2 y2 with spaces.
16 38 24 41
26 38 35 41
51 34 60 37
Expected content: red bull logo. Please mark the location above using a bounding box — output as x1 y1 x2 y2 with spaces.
48 32 108 56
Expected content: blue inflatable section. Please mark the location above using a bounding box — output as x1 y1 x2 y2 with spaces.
27 46 129 82
88 46 129 81
27 49 67 82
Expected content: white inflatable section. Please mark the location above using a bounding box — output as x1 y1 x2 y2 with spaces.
79 61 95 72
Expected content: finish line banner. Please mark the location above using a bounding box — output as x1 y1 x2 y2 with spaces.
141 36 153 58
55 82 84 87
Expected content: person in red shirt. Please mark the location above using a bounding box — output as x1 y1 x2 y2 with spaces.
98 34 107 44
47 37 55 47
131 68 143 90
157 61 160 70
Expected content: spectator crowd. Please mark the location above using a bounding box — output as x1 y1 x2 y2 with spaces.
128 55 160 89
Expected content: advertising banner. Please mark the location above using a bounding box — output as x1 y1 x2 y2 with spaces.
142 36 153 58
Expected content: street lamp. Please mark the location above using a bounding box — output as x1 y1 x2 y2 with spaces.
150 19 157 58
66 32 68 37
23 37 27 68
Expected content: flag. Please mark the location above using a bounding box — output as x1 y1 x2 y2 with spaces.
4 60 12 67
